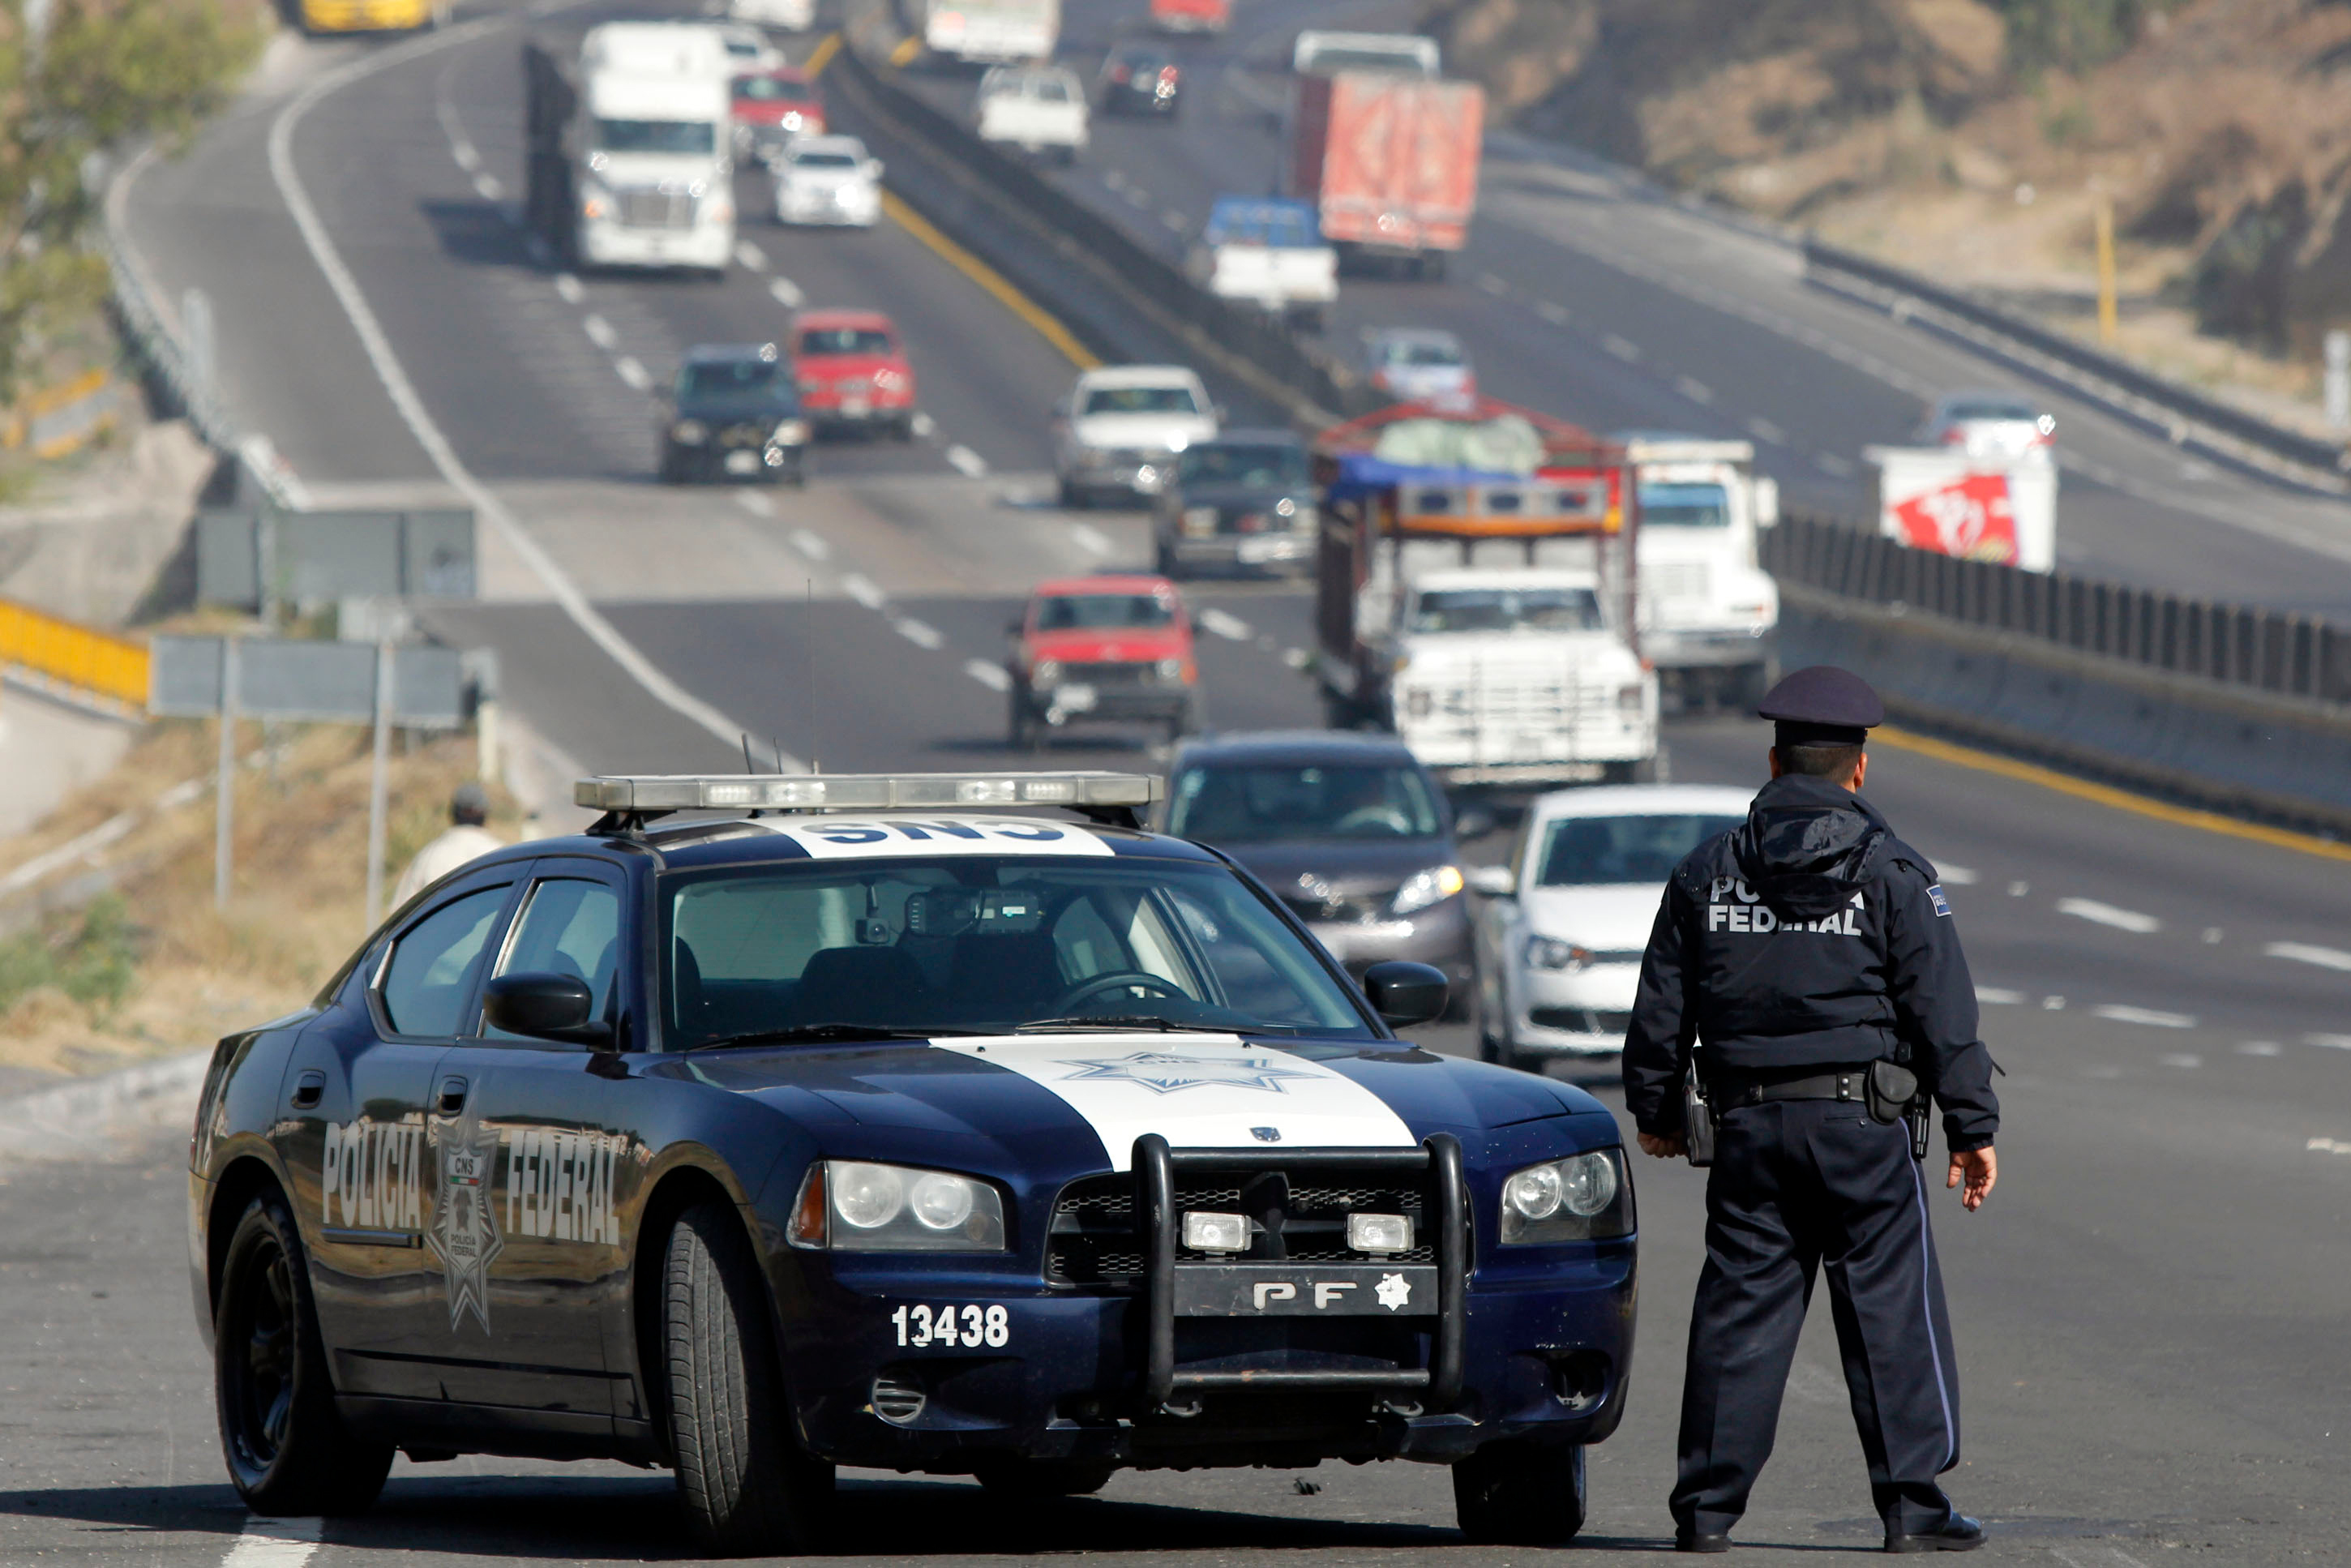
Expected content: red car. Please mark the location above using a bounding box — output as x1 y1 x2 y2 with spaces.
731 68 825 162
1007 574 1198 747
792 310 917 439
1150 0 1228 32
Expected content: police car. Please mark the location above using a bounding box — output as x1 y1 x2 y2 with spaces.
190 771 1635 1553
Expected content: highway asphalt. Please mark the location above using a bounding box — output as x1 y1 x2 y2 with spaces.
50 2 2351 1562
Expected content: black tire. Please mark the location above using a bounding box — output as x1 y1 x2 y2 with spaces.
214 1189 395 1516
657 447 687 485
1057 477 1086 510
1452 1442 1585 1545
664 1202 834 1556
974 1458 1116 1497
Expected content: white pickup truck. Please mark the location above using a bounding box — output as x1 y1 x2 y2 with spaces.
1185 196 1336 329
1621 434 1781 709
974 63 1088 162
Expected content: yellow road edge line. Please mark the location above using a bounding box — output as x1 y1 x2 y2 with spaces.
1873 723 2351 863
879 188 1101 371
886 32 923 66
801 30 841 77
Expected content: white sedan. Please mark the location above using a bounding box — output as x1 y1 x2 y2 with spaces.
1469 785 1751 1071
772 135 883 228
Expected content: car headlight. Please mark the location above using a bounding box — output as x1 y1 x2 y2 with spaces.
1032 658 1060 686
1155 655 1185 682
871 368 906 392
671 418 709 444
1391 863 1465 917
1499 1149 1632 1245
1164 434 1189 453
788 1159 1008 1252
1181 505 1218 537
772 418 811 444
1617 683 1646 712
1523 934 1593 970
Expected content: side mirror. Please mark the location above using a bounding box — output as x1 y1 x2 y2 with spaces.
1467 863 1516 898
1361 960 1447 1028
483 971 610 1046
1453 805 1498 841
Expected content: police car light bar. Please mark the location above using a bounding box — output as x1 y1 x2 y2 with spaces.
574 770 1164 813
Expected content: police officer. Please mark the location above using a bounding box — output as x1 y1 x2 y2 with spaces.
1621 666 2000 1555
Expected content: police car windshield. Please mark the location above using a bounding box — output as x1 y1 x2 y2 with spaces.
1035 593 1173 631
1411 587 1602 633
1538 813 1740 886
1167 764 1441 843
1639 482 1731 528
662 856 1375 1046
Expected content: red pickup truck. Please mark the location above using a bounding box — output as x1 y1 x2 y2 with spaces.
1007 575 1198 748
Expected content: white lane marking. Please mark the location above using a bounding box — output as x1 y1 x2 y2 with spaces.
583 314 617 349
615 355 651 391
1197 607 1252 641
2158 1052 2203 1068
965 658 1011 692
2041 995 2066 1009
2202 926 2224 944
893 617 944 649
2310 1137 2351 1155
910 411 937 438
1124 185 1151 207
472 171 502 200
734 490 774 517
1282 646 1310 669
1103 168 1127 191
1070 522 1111 556
1815 452 1856 477
842 572 884 608
2092 1004 2197 1028
2057 897 2160 933
1674 375 1713 405
555 272 584 304
223 1518 323 1568
1601 332 1640 362
1747 416 1786 443
769 275 805 308
2007 880 2030 896
1476 272 1510 297
945 443 988 477
788 528 831 560
1975 987 2024 1005
2238 1040 2283 1056
2267 940 2351 971
1161 208 1188 231
266 25 774 760
1534 299 1571 325
1937 863 1978 885
734 240 768 271
450 139 481 172
2306 1034 2351 1051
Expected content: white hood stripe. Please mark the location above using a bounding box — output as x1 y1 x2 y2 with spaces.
931 1035 1415 1172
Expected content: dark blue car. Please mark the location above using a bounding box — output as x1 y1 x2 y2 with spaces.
189 769 1636 1553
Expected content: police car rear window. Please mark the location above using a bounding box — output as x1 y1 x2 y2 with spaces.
1538 814 1738 886
661 858 1374 1047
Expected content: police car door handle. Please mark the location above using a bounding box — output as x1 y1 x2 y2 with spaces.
437 1076 469 1115
290 1069 326 1110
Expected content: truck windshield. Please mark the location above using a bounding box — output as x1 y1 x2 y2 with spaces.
662 858 1375 1043
1640 482 1731 528
1537 813 1740 886
1167 764 1441 843
1411 587 1602 633
595 118 717 154
1035 593 1175 630
1085 386 1200 415
1179 444 1308 486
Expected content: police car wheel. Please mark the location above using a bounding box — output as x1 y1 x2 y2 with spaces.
213 1189 395 1516
1451 1440 1586 1545
663 1201 835 1555
973 1459 1115 1497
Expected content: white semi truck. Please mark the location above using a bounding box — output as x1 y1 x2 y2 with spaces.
913 0 1060 64
525 22 737 276
1619 434 1781 710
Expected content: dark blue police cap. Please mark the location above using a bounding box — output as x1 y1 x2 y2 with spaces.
1758 666 1884 746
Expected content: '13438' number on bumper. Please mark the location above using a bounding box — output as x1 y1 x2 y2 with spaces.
892 1302 1011 1348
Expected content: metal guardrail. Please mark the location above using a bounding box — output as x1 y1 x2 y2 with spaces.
0 598 150 714
1761 512 2351 706
1802 237 2351 489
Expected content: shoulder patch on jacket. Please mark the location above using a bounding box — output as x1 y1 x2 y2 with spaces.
1927 884 1952 918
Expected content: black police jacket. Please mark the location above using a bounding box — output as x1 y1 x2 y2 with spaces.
1621 773 2000 1152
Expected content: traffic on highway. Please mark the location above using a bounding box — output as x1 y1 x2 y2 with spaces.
23 0 2349 1562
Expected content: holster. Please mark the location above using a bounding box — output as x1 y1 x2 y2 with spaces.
1868 1059 1931 1161
1682 1060 1715 1168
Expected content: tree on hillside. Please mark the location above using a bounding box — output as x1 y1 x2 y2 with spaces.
0 0 263 402
1998 0 2187 78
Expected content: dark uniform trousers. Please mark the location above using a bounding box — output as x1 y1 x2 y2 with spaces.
1674 1099 1961 1537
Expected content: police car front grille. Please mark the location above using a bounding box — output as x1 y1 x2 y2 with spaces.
1046 1171 1434 1286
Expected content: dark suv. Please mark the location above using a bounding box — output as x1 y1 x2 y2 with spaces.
658 343 811 485
1163 730 1471 1006
1151 430 1317 578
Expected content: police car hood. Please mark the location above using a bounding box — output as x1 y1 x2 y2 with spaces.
1730 774 1889 923
685 1035 1593 1172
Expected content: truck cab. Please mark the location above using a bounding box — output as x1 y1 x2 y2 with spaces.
1617 434 1779 709
538 23 737 275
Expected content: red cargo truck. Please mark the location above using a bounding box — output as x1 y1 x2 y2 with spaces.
1288 71 1484 280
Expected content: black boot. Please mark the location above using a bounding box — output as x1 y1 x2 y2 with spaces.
1885 1515 1985 1553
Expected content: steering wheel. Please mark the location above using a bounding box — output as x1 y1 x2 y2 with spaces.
1333 805 1410 835
1051 970 1193 1013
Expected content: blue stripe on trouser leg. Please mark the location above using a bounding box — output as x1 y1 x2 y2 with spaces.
1670 1101 1961 1539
